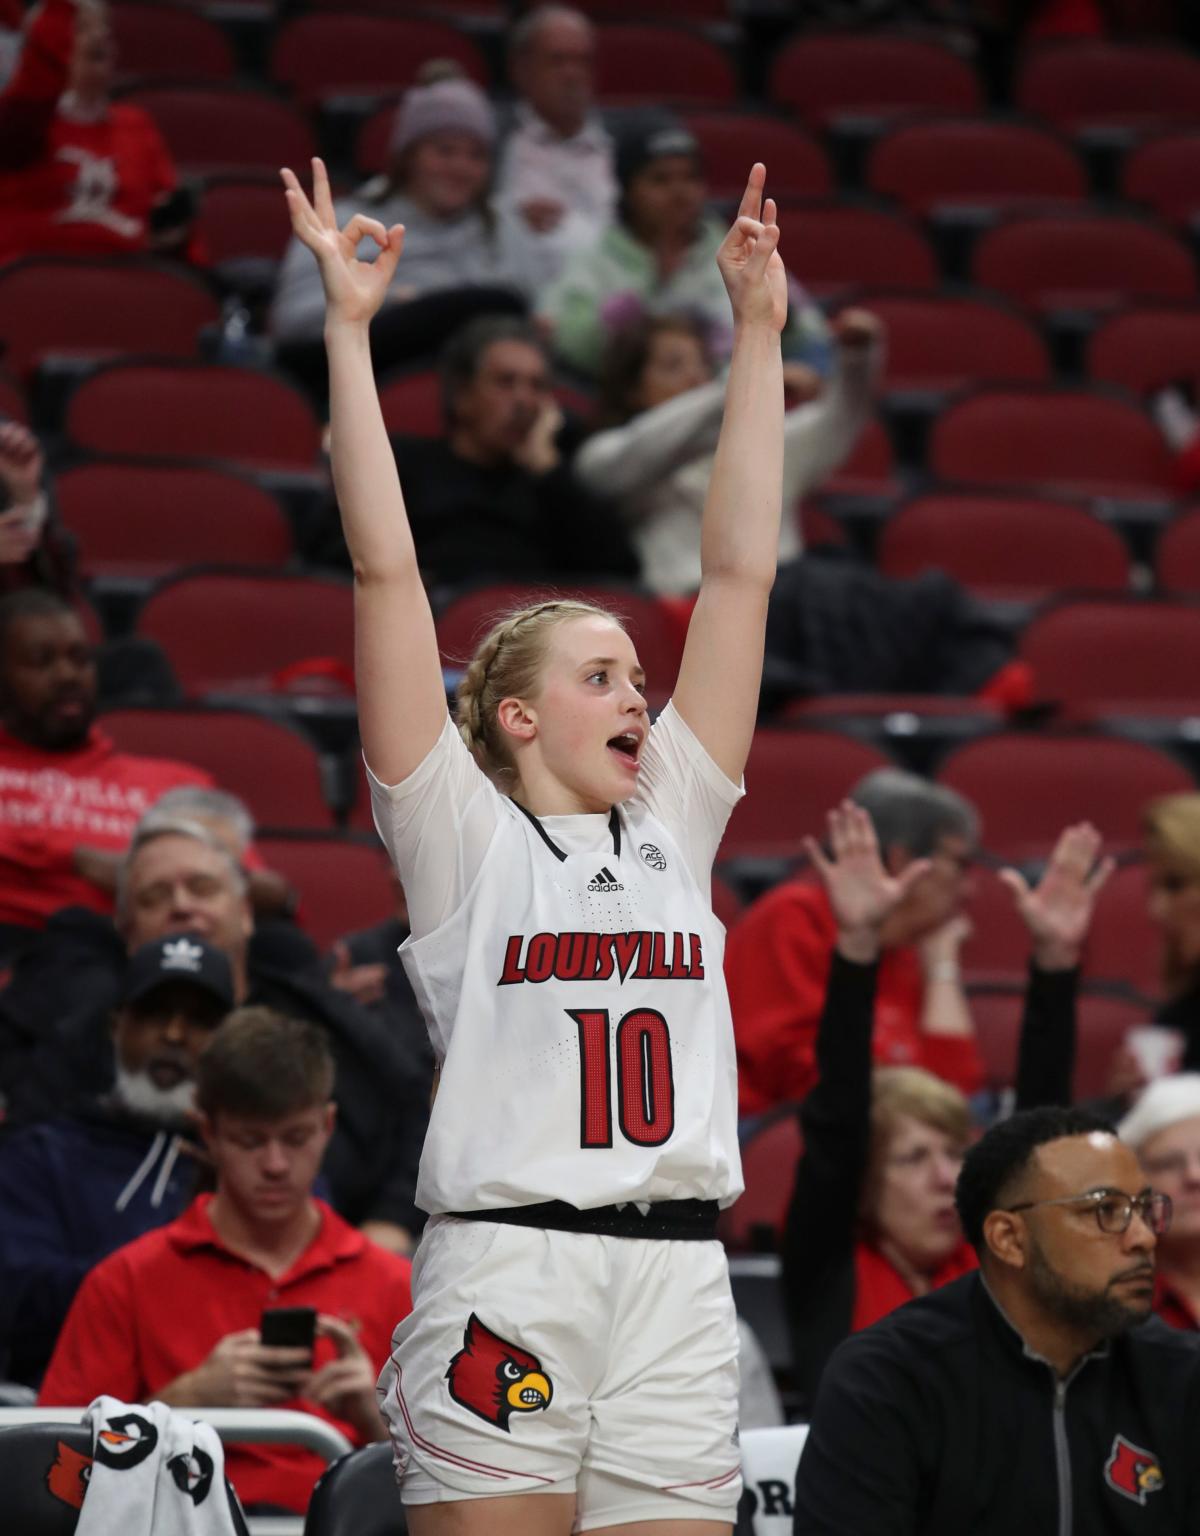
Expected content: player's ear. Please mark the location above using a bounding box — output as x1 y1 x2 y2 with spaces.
496 695 537 743
983 1209 1027 1271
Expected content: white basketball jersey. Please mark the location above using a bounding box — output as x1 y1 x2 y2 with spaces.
397 760 744 1216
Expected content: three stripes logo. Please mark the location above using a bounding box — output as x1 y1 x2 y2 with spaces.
587 866 624 892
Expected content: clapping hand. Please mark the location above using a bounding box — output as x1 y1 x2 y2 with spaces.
999 821 1114 972
806 801 932 964
280 158 405 327
715 163 787 335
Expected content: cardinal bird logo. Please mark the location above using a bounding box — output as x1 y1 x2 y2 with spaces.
446 1313 553 1432
46 1442 92 1510
1105 1434 1164 1505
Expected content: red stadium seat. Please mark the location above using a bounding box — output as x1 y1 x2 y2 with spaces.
137 572 355 698
1086 861 1161 996
718 1107 800 1252
968 983 1146 1100
719 729 892 860
962 865 1034 982
573 0 730 16
937 732 1193 863
1019 598 1200 714
1123 130 1200 228
0 372 27 423
972 212 1196 314
820 416 902 502
1015 41 1200 134
65 359 322 472
101 707 334 828
379 368 444 437
592 24 736 105
271 14 489 102
110 1 235 82
1088 305 1200 397
355 99 401 177
118 83 316 176
196 175 295 267
682 111 831 202
255 835 396 951
769 31 980 131
773 203 937 300
877 492 1130 601
711 870 744 932
854 292 1050 394
0 257 219 380
1156 507 1200 595
928 387 1174 499
867 116 1086 216
55 461 293 580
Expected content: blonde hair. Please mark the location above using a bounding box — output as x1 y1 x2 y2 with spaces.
454 598 627 788
860 1066 972 1223
1143 793 1200 992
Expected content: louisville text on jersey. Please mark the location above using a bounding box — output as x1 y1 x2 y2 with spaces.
497 930 705 985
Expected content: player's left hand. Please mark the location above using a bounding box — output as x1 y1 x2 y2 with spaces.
302 1315 388 1441
0 421 44 505
715 163 787 334
999 821 1114 972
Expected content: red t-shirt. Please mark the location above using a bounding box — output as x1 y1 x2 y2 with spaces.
851 1238 978 1334
0 724 212 926
0 0 177 262
725 879 984 1115
39 1195 414 1512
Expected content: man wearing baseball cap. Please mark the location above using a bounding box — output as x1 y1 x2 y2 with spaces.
0 931 232 1386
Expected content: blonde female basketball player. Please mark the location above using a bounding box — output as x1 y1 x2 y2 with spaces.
281 156 786 1536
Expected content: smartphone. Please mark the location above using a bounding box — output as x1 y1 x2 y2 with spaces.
260 1305 317 1361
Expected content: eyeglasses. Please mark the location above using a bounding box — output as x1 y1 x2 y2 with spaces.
1005 1189 1173 1237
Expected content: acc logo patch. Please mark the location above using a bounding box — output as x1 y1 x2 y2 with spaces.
94 1411 159 1471
1105 1434 1164 1505
46 1442 92 1510
446 1313 553 1432
639 843 667 872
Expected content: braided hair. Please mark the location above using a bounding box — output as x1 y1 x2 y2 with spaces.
455 598 626 789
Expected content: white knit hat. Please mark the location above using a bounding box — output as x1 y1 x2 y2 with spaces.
389 73 495 160
1118 1073 1200 1150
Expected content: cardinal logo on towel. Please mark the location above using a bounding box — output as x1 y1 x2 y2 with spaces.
446 1313 553 1432
46 1441 92 1511
94 1411 159 1471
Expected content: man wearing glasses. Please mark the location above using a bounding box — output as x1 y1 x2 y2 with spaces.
794 1105 1200 1535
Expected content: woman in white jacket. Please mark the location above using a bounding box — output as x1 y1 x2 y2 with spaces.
574 308 883 596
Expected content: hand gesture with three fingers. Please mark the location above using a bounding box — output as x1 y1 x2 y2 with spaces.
999 821 1114 971
715 163 787 334
805 801 932 964
279 157 404 327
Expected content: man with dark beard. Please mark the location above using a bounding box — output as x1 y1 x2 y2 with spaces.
0 932 231 1386
793 1107 1200 1535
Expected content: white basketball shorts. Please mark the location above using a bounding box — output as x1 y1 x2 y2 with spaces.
376 1215 742 1530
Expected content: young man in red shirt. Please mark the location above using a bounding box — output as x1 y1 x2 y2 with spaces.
39 1008 414 1514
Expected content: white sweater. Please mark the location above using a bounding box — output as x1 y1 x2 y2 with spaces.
573 339 881 595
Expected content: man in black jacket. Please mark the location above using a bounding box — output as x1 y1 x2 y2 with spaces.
794 1105 1200 1535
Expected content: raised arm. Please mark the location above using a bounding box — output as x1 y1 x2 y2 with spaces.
280 158 447 785
671 164 786 783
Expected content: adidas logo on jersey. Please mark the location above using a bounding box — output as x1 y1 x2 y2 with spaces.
587 866 624 892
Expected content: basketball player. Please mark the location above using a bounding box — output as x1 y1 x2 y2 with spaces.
280 155 786 1536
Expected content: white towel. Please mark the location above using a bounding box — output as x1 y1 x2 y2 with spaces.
78 1397 245 1536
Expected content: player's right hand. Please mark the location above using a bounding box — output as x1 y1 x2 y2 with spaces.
280 157 405 328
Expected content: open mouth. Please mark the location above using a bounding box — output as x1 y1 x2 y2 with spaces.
607 732 641 765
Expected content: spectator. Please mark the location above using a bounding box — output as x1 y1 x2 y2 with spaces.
540 111 831 378
0 589 213 945
574 309 881 596
364 313 639 587
494 6 616 285
272 62 530 375
793 1105 1190 1533
0 0 193 263
39 1008 413 1515
0 421 74 597
0 933 233 1386
0 817 426 1246
1120 1075 1200 1331
726 768 985 1116
784 809 1113 1407
1142 795 1200 1062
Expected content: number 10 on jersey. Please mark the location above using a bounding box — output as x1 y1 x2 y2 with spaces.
570 1008 675 1148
